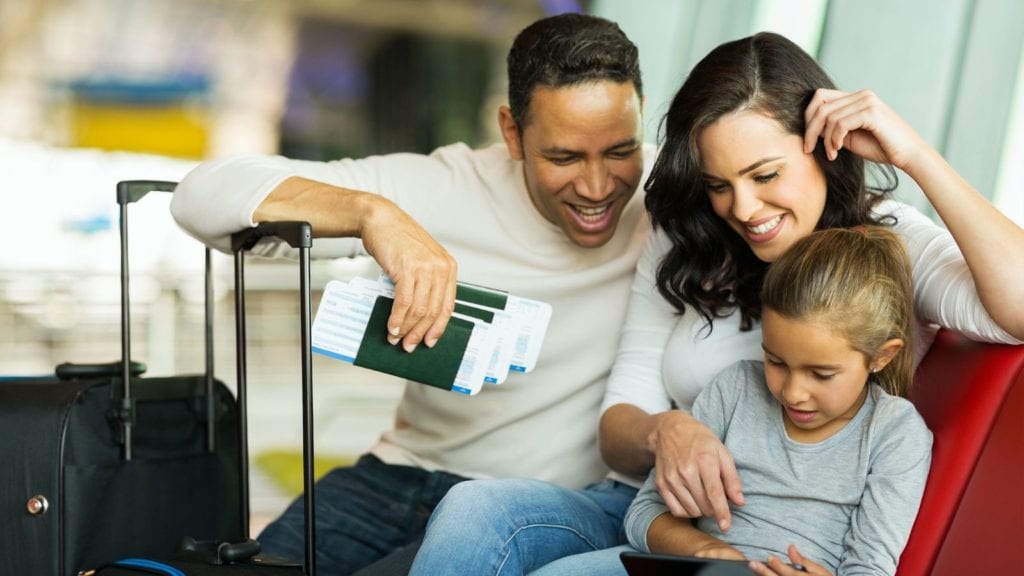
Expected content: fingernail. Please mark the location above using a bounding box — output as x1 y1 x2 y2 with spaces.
425 337 437 348
387 335 399 345
389 325 400 336
403 342 417 354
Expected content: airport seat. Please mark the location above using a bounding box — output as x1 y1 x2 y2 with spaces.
897 328 1024 575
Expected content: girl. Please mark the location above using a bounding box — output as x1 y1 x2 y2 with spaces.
625 226 932 576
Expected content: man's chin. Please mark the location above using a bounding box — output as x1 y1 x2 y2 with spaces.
567 227 616 249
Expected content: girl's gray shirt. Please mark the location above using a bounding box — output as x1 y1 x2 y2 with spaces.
624 360 933 575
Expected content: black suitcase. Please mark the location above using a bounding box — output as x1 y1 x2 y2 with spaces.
88 219 319 575
0 181 244 576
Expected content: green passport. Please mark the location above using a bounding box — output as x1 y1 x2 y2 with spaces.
353 296 474 392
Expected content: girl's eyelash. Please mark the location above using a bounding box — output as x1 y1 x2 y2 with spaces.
754 171 779 183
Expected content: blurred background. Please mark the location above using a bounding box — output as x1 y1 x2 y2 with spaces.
1 0 1021 531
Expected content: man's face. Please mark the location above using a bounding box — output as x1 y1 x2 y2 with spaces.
501 81 643 248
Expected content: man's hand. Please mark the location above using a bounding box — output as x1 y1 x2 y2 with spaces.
359 196 458 352
649 411 745 531
254 177 458 352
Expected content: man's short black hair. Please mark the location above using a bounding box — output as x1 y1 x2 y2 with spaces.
507 13 642 130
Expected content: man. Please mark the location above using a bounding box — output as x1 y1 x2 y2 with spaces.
172 12 652 576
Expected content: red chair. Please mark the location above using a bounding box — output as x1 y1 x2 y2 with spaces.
898 329 1024 575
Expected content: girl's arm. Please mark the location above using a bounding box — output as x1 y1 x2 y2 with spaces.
804 88 1024 339
624 470 744 560
839 399 933 574
648 513 745 560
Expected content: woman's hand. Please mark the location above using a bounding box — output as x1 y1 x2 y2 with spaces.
749 544 831 576
649 411 744 531
803 88 1024 339
802 88 927 172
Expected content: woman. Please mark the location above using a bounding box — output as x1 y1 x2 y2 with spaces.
409 32 1024 576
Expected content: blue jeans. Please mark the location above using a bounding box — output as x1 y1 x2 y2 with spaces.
258 453 467 576
408 478 638 575
529 544 634 576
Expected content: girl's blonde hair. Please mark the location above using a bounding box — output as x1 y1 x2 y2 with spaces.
761 226 915 397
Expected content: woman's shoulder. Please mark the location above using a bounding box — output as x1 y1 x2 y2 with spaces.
872 198 938 230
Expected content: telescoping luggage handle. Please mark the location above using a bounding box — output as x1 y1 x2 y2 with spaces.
116 180 219 460
232 222 316 576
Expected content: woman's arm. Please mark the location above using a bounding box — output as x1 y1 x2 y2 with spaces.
804 88 1024 339
600 405 742 529
599 232 743 527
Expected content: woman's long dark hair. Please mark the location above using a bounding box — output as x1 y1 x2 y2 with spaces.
644 32 897 331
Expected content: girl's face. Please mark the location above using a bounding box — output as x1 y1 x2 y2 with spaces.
761 308 871 443
699 110 827 263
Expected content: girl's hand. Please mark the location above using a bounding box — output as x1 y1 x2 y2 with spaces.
749 544 831 576
803 88 928 172
649 411 744 531
692 542 746 561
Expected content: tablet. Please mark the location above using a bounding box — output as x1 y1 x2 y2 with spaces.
619 551 754 575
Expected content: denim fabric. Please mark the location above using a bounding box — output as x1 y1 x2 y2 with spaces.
408 478 638 576
528 544 634 576
257 453 467 576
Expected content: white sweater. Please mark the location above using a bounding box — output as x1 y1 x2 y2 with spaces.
171 142 654 488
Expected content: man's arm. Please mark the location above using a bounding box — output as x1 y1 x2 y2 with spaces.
255 176 458 351
171 154 457 351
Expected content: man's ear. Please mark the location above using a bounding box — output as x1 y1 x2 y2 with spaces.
870 338 905 373
498 105 523 161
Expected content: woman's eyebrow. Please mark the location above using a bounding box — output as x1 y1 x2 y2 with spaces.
738 156 783 176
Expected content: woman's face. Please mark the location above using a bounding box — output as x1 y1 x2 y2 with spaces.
698 110 827 263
